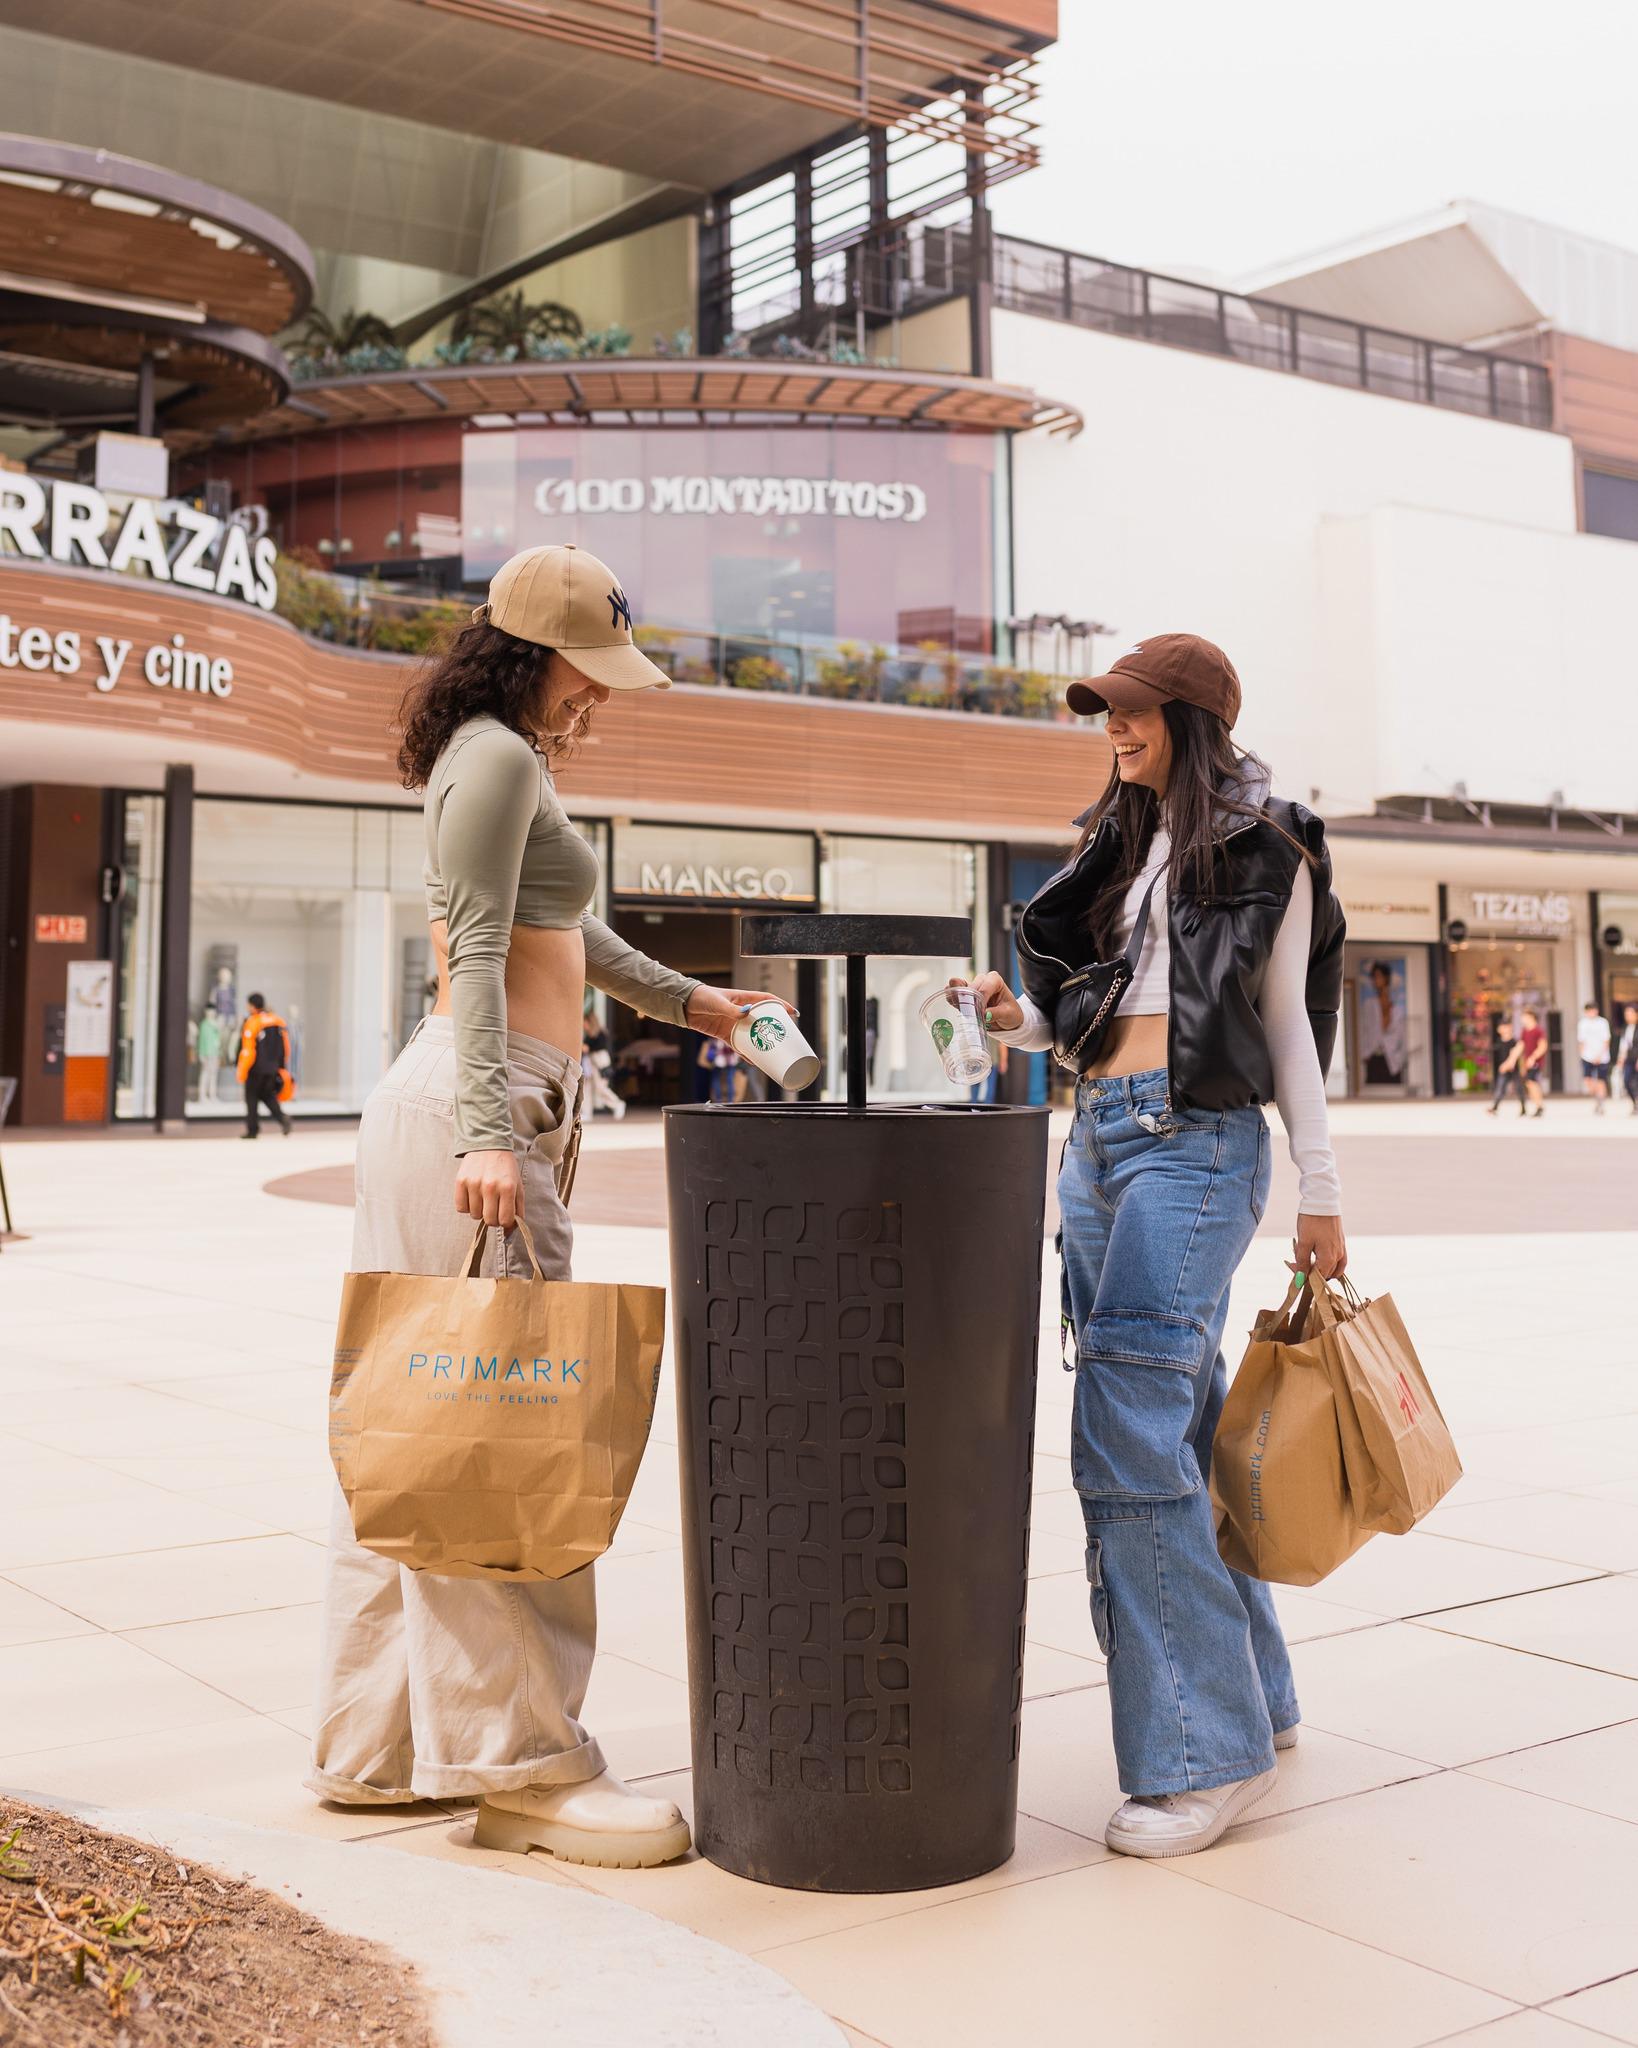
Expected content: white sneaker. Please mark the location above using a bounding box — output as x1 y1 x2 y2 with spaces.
612 1098 627 1120
1105 1767 1278 1859
472 1771 690 1868
1274 1724 1299 1752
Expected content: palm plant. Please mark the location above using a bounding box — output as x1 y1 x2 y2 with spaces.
452 290 583 354
290 306 397 361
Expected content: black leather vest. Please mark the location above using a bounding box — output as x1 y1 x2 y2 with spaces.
1017 797 1346 1108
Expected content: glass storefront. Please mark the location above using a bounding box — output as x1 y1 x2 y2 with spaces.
822 834 983 1100
1596 892 1638 1018
1340 941 1435 1097
113 795 164 1121
1445 884 1580 1096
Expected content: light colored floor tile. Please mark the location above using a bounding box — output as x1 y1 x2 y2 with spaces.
0 1576 100 1649
1437 1476 1545 1511
561 1768 1104 1952
147 1368 324 1430
124 1602 321 1711
579 1653 692 1781
268 1704 315 1739
7 1383 307 1458
1548 1971 1638 2043
9 1534 327 1631
87 1441 325 1492
1308 1532 1602 1620
0 1715 449 1838
372 1812 587 1888
1173 1769 1638 2005
606 1516 682 1562
1022 1637 1106 1701
1466 1719 1638 1827
1271 1585 1389 1642
0 1632 254 1751
1030 1488 1091 1542
1436 2010 1631 2047
596 1548 690 1683
1015 1686 1432 1845
1289 1623 1638 1766
1418 1577 1638 1681
763 1857 1509 2048
1457 1418 1638 1494
185 1476 337 1533
1023 1566 1103 1657
0 1487 279 1572
1422 1493 1638 1573
1025 1529 1089 1579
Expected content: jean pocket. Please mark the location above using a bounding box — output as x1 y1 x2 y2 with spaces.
1085 1536 1115 1656
1072 1308 1207 1500
512 1074 572 1161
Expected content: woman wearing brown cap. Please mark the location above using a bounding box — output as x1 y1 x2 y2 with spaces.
957 632 1348 1858
307 543 787 1868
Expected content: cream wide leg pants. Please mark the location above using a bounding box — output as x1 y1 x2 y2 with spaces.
307 1017 607 1804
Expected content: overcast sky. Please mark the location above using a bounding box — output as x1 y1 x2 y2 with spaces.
990 0 1638 283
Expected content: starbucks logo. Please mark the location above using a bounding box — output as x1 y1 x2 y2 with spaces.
749 1015 786 1051
931 1017 954 1053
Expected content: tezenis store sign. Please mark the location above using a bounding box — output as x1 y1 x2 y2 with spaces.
0 476 277 612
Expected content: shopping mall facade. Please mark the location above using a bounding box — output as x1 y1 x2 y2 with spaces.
5 5 1638 1128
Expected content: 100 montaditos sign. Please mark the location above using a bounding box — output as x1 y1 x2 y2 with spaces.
0 476 279 611
532 474 929 521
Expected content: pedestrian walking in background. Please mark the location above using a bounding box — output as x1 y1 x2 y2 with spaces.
1577 1001 1612 1114
1519 1007 1548 1117
1486 1019 1527 1117
236 994 294 1138
579 1005 626 1118
959 632 1346 1860
308 542 791 1869
698 1035 740 1104
1618 1003 1638 1116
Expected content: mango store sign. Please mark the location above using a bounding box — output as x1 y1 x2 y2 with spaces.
0 476 277 611
0 610 235 697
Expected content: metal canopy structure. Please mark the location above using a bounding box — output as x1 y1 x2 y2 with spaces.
192 354 1083 449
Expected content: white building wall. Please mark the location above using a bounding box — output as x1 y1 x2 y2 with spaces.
997 310 1583 812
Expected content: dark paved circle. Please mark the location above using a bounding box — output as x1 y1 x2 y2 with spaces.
266 1130 1634 1236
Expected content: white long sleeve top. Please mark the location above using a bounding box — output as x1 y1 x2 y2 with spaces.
995 827 1342 1214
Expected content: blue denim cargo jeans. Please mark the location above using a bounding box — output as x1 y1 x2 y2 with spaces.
1057 1067 1299 1795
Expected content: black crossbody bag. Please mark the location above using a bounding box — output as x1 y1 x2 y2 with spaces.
1051 872 1162 1075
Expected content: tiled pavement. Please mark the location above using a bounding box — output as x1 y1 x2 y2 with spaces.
3 1106 1637 2048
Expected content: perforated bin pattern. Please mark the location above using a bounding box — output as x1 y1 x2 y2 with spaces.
699 1191 913 1796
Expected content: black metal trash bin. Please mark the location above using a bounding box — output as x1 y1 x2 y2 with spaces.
663 914 1048 1892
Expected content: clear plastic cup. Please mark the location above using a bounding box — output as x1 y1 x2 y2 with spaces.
919 985 993 1085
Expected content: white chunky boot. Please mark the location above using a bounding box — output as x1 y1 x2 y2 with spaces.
473 1770 691 1868
1105 1766 1278 1860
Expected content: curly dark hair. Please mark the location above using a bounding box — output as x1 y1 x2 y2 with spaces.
395 619 592 789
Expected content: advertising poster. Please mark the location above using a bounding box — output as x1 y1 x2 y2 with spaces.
1356 955 1408 1087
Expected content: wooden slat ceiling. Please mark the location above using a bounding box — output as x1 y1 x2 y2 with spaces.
197 357 1083 449
0 319 287 431
0 139 314 334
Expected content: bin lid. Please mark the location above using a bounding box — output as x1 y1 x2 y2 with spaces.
738 913 972 959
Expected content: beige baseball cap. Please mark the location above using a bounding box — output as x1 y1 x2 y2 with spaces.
473 543 670 690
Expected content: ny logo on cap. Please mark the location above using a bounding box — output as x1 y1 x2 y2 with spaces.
608 586 633 631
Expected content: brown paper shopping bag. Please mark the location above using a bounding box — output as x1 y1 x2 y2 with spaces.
1210 1279 1375 1587
1308 1278 1462 1535
328 1219 665 1580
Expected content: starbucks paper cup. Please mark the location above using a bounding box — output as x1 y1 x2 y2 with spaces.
730 1000 820 1091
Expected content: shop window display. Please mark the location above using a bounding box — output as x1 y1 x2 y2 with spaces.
1447 941 1564 1094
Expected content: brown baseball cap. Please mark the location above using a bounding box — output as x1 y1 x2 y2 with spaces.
1066 633 1241 728
474 543 670 690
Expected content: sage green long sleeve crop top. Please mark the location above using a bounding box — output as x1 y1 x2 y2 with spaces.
423 716 699 1155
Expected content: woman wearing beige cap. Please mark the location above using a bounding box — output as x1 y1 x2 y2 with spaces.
956 633 1349 1859
308 543 786 1867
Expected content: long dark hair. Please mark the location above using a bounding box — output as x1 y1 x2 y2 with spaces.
395 619 591 789
1077 700 1311 958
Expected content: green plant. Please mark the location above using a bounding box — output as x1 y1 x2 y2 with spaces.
727 653 791 692
368 600 467 654
814 641 886 701
453 289 583 354
289 306 397 362
273 551 351 640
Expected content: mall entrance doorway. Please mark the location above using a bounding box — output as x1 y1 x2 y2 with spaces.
604 903 810 1108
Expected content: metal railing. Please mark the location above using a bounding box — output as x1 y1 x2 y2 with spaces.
988 234 1553 430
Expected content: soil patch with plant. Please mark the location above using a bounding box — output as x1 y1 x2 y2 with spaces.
0 1803 434 2048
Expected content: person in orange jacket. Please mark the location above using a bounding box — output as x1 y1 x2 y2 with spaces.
237 992 294 1139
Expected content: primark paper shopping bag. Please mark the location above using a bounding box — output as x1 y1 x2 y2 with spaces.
1308 1277 1462 1535
328 1220 665 1580
1210 1278 1375 1587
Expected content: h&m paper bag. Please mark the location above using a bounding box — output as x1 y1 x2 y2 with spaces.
328 1219 665 1580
